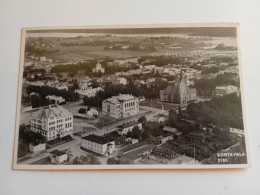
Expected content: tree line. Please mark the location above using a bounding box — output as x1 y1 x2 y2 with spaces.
27 85 79 108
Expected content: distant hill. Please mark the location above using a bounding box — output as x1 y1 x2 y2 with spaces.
27 27 237 37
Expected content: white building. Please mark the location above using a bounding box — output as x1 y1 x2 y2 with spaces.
46 95 66 104
75 87 103 98
40 56 46 62
78 80 91 90
117 121 142 136
55 83 68 91
81 134 115 156
92 61 105 73
29 142 46 153
30 105 73 141
50 150 68 164
87 108 98 117
215 85 238 96
102 94 139 118
112 77 127 85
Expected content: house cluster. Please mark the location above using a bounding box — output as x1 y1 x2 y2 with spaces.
75 87 103 98
107 58 138 68
27 80 72 91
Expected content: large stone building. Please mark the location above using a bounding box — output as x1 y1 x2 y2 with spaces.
30 105 73 141
160 69 197 105
102 94 139 118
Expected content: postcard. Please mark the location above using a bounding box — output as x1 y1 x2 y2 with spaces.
13 23 250 170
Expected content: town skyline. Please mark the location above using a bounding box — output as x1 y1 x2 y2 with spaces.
13 24 249 169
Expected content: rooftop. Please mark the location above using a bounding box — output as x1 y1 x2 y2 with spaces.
82 134 114 145
117 121 141 129
50 150 66 156
31 105 72 119
104 94 137 104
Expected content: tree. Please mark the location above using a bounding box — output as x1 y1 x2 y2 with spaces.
19 125 45 144
78 108 87 113
138 116 146 124
132 126 141 139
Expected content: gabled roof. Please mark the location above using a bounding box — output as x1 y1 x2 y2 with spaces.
31 105 72 119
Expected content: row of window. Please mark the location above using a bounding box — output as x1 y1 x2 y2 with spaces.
124 101 136 108
84 141 103 149
65 123 72 128
49 121 55 126
57 124 63 128
65 117 73 122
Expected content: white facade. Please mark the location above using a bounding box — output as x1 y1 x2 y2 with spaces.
50 151 68 164
46 95 66 104
81 135 115 156
29 143 46 153
30 105 73 141
40 56 46 62
75 87 103 97
215 85 238 96
112 77 127 85
102 94 139 118
117 121 142 136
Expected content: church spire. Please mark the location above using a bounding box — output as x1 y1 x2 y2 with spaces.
180 67 183 80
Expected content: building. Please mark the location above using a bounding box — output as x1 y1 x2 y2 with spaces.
81 134 115 156
40 56 46 62
87 108 98 117
92 61 105 73
117 121 142 136
30 105 73 141
163 126 182 136
119 142 156 164
152 147 176 159
78 80 91 90
111 77 127 85
102 94 139 118
50 150 68 164
155 133 174 145
46 95 66 104
29 142 46 153
215 85 238 96
75 87 103 98
160 69 197 105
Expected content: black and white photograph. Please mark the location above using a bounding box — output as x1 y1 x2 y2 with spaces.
13 23 250 170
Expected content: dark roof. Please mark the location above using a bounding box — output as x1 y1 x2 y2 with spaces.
153 147 175 155
121 141 148 153
121 144 155 160
117 121 141 129
82 134 114 145
50 150 66 156
160 83 180 96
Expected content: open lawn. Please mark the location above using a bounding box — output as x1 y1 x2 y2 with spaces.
44 46 152 62
140 99 179 111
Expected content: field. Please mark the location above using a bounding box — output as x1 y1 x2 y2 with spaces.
44 46 152 62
